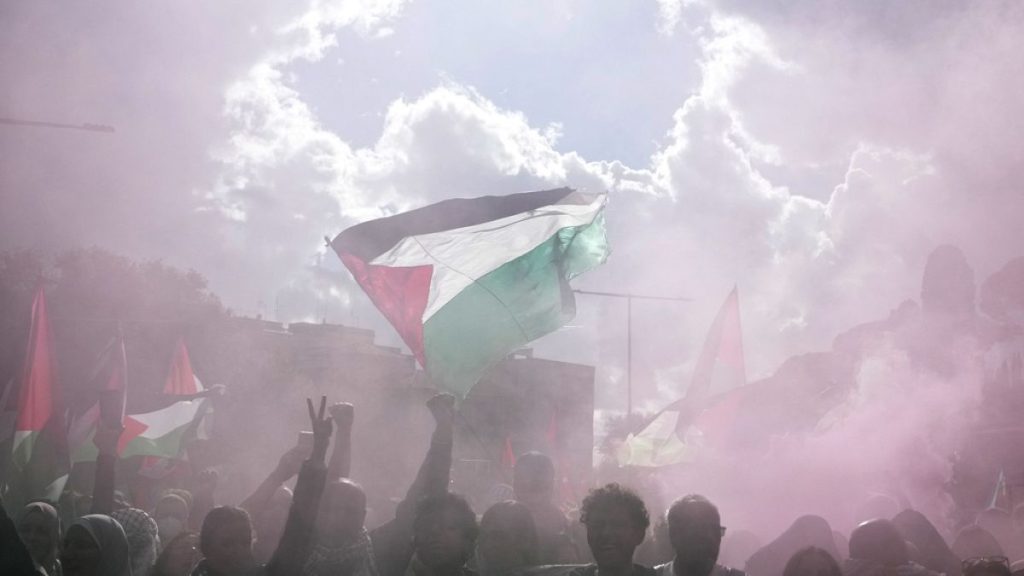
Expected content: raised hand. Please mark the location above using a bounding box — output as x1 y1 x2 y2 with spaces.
329 402 355 429
426 393 456 426
195 468 220 496
307 396 333 463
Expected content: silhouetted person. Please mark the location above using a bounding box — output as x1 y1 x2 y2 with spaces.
746 516 838 576
514 452 579 564
658 495 744 576
953 526 1005 563
156 493 193 546
783 547 841 576
62 514 133 576
14 501 62 576
476 500 539 576
192 396 333 576
111 507 161 576
574 483 654 576
844 519 938 576
303 402 378 576
408 493 479 576
892 510 960 576
369 394 457 576
977 509 1023 563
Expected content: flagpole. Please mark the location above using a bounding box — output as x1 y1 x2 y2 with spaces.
573 289 690 417
0 117 115 133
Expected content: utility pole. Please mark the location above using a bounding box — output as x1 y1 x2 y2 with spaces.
573 289 690 417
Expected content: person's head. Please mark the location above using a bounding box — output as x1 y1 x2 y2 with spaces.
953 525 1005 561
892 509 957 575
412 493 479 571
666 494 723 575
316 479 367 545
155 493 191 544
199 506 255 575
61 514 132 576
963 556 1012 576
921 244 975 319
580 483 650 571
513 452 555 508
849 519 909 568
977 508 1015 552
152 531 201 576
16 501 62 569
111 507 160 576
477 500 538 575
783 547 842 576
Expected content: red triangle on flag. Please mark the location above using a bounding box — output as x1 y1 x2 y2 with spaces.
164 339 199 395
16 287 56 432
338 253 433 366
501 437 516 469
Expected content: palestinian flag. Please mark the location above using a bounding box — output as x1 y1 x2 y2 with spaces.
619 286 746 467
332 188 609 396
4 287 69 506
72 338 210 463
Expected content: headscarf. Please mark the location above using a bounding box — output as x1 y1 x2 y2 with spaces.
68 514 133 576
112 508 160 576
747 516 841 576
305 527 379 576
15 502 62 575
15 500 62 569
892 510 959 576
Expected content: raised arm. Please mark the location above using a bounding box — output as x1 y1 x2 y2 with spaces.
240 447 305 518
370 393 456 576
404 393 455 505
327 402 354 482
266 396 332 576
89 421 123 515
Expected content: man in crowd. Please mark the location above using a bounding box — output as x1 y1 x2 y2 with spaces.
192 397 333 576
513 452 579 564
657 495 744 576
571 483 654 576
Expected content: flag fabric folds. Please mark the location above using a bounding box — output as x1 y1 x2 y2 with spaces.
619 286 746 467
332 187 609 397
71 338 211 464
4 287 69 506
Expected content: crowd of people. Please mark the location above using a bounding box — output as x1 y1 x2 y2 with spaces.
1 393 1021 576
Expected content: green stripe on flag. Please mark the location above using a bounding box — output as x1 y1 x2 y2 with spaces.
423 217 608 396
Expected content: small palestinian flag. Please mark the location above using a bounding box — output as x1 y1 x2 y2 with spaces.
332 188 609 396
5 287 69 506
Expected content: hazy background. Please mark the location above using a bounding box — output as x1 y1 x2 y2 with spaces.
3 0 1023 414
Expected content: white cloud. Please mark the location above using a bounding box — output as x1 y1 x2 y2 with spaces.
3 0 1023 411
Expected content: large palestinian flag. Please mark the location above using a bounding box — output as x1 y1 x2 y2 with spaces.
332 188 609 396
